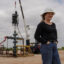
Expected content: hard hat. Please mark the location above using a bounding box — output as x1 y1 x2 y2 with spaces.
41 8 55 16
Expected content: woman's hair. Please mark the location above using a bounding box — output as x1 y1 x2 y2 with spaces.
42 13 47 20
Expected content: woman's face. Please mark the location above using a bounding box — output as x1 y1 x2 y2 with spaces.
44 12 54 21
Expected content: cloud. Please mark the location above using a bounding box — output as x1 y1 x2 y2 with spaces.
0 0 64 48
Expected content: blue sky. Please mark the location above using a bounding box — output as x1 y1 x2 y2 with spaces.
57 0 63 4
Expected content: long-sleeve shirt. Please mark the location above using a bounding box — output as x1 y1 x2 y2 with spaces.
34 21 58 44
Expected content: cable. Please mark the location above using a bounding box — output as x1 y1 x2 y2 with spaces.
17 26 23 38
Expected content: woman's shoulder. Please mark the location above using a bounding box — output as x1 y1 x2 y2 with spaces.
38 21 45 26
37 21 45 29
52 22 56 26
37 21 46 29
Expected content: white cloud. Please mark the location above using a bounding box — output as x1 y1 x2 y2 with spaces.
0 0 64 48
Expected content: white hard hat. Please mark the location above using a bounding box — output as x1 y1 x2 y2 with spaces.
41 8 55 16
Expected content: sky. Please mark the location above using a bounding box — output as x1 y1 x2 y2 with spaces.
0 0 64 48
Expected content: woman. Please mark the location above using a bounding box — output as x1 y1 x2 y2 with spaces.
34 8 61 64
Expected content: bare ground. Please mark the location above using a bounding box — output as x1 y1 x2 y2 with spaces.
0 50 64 64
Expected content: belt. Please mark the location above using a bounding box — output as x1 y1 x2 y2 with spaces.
50 40 56 43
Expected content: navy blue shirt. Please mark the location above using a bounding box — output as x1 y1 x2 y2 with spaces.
34 21 58 44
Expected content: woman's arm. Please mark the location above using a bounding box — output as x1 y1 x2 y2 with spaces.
34 23 47 44
53 23 58 43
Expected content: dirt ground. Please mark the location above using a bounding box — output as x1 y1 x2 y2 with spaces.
0 50 64 64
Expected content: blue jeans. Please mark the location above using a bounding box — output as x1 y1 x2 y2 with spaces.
40 42 61 64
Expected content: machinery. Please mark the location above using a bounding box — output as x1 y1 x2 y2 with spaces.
0 0 32 57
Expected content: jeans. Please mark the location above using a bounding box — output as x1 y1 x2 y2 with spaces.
40 42 61 64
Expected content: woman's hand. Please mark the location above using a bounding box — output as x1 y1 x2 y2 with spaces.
47 41 50 45
55 41 58 45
